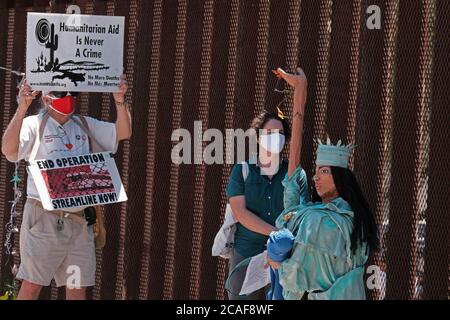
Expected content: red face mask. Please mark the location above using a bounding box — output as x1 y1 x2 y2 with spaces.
49 95 76 115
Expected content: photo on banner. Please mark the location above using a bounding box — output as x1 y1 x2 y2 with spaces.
26 12 124 92
27 152 128 211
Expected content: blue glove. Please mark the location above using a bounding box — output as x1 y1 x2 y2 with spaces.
267 228 295 262
266 229 295 300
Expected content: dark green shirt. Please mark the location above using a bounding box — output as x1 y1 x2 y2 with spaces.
226 160 309 258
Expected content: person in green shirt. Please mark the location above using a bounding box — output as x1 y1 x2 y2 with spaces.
225 67 310 300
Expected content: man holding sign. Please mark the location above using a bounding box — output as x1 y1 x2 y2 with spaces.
1 74 131 299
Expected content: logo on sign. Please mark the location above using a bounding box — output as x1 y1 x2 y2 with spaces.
31 18 110 86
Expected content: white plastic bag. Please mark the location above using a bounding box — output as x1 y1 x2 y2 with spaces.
212 162 249 259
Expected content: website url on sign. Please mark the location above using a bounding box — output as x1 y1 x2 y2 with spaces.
29 81 67 87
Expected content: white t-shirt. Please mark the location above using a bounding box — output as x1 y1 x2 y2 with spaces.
16 112 118 207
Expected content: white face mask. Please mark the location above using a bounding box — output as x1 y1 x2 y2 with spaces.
259 132 285 154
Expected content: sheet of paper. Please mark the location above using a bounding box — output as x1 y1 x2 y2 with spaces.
239 250 271 295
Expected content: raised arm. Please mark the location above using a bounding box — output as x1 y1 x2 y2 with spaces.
112 74 132 141
273 68 307 178
1 79 38 161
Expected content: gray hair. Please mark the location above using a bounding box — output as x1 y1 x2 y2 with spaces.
39 92 49 113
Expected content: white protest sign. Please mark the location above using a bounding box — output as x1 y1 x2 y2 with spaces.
28 152 127 211
26 12 124 92
239 251 271 295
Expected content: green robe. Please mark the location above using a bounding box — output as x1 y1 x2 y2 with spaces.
276 168 368 300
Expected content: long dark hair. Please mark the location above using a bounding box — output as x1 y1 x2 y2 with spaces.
312 166 379 254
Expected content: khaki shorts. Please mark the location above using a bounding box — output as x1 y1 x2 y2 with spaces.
16 199 96 288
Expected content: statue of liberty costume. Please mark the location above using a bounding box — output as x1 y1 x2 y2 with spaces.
267 139 369 300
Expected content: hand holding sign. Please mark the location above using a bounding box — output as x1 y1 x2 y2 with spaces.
18 79 39 109
112 74 128 103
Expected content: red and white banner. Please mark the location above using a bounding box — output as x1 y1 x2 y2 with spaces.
28 152 127 211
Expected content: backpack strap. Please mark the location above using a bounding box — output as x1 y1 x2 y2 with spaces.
240 161 249 181
71 114 106 152
29 111 50 162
